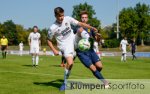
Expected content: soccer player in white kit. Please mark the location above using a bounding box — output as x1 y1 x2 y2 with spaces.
47 7 97 91
120 37 129 62
19 41 24 56
28 26 41 67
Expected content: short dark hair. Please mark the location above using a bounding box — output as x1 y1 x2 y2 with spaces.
80 11 88 17
54 7 64 16
33 26 38 29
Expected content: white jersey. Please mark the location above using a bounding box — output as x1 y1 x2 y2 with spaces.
28 32 41 47
120 39 128 49
48 16 79 50
19 43 23 50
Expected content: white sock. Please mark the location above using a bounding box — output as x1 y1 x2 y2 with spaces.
64 68 70 84
35 56 39 65
124 54 126 61
121 54 124 61
32 56 35 65
81 30 90 39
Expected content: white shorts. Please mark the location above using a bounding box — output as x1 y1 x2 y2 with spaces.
30 46 39 54
122 48 127 53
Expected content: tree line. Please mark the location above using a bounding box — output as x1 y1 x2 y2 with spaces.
0 2 150 47
0 20 48 46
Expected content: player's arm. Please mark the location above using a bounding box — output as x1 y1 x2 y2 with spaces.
78 22 98 32
6 38 8 49
47 39 59 55
47 28 59 55
28 34 31 46
68 16 98 32
0 39 1 49
119 42 122 50
39 34 41 50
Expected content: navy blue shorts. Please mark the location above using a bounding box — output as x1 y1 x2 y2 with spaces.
76 49 100 68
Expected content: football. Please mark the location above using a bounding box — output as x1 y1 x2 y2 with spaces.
78 39 91 51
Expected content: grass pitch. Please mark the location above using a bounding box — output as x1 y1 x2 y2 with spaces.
0 55 150 94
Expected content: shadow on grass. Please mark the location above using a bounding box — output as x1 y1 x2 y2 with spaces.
51 65 62 67
22 65 33 67
33 79 63 89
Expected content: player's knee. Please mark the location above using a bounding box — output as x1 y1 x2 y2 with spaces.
97 67 103 72
89 65 97 72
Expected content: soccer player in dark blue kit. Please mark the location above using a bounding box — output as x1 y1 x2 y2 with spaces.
74 11 109 88
130 38 137 60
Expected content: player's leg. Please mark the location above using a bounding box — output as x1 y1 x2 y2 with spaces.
133 50 136 60
95 61 103 72
59 47 74 91
90 50 109 86
30 47 36 66
132 50 134 60
91 50 103 72
124 53 126 61
59 56 73 91
121 52 124 62
60 56 66 67
3 46 7 59
1 46 5 58
35 47 39 66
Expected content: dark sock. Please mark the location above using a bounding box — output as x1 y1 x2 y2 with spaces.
2 52 4 58
4 52 6 58
92 70 104 80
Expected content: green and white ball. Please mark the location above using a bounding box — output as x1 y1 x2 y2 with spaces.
78 39 91 51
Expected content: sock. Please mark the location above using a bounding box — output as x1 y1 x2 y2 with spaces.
32 56 35 65
64 68 70 85
124 54 126 61
81 30 90 39
35 56 39 65
92 70 104 79
2 52 4 58
92 70 107 84
121 54 124 61
4 51 7 58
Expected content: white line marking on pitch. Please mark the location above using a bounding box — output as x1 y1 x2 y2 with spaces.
0 71 88 78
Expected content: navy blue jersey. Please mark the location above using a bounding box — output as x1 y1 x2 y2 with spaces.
131 42 136 50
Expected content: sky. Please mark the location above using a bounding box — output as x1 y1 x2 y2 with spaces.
0 0 150 29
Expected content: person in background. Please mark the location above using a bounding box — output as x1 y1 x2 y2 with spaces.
120 37 129 62
28 26 41 67
130 38 137 60
19 41 24 56
0 35 8 59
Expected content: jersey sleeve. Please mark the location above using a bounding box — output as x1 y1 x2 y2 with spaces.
6 39 8 45
120 40 123 45
47 28 54 40
28 33 31 40
66 16 79 26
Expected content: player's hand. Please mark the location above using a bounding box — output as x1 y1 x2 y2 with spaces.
119 47 122 50
53 50 59 56
92 27 98 33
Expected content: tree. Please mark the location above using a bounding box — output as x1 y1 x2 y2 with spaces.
39 28 48 46
72 2 101 29
2 20 18 45
119 3 150 45
134 3 150 46
16 24 29 45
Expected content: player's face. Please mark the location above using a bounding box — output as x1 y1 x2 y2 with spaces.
2 36 5 39
33 28 38 33
55 13 64 24
81 14 88 23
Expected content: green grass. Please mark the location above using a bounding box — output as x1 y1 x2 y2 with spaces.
8 45 150 52
0 55 150 94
